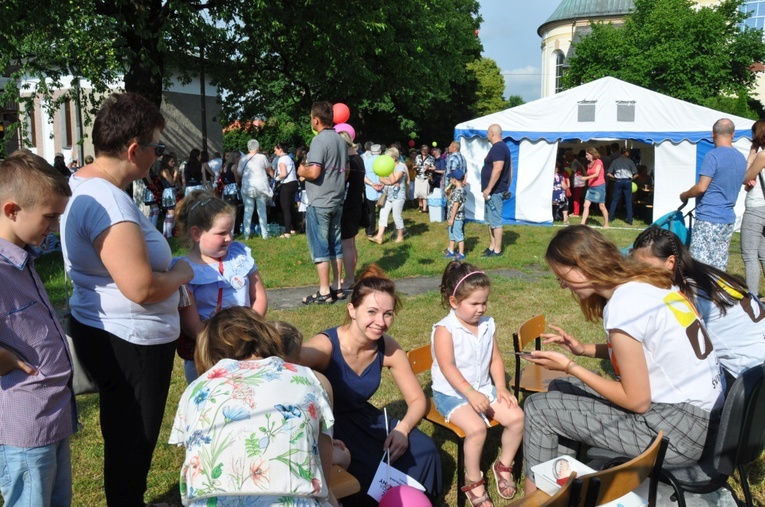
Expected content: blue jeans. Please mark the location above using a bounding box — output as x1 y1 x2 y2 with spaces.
608 179 634 223
449 219 465 242
484 193 504 228
306 204 343 262
0 437 71 507
242 193 268 239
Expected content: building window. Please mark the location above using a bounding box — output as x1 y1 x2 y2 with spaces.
554 51 565 94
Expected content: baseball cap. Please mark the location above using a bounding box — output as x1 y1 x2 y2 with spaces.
450 169 465 181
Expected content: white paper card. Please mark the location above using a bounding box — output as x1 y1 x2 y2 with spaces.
531 454 647 507
367 459 427 501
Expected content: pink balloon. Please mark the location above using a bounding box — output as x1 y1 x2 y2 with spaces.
333 103 351 124
334 122 356 141
379 486 431 507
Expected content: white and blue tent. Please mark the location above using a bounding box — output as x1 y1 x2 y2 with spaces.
454 76 754 226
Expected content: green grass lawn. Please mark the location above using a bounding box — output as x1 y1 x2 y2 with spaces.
32 208 765 506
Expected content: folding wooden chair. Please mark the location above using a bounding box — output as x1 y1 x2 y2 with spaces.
407 344 500 507
502 473 581 507
328 464 360 500
512 315 571 399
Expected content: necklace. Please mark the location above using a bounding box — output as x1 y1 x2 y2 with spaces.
92 160 121 188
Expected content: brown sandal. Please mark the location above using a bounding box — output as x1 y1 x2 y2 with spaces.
461 473 493 507
491 459 517 499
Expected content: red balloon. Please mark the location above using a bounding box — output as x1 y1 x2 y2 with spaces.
333 103 350 124
408 140 416 148
475 30 480 35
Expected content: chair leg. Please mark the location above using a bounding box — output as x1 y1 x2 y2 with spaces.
739 466 754 507
660 470 687 507
457 436 465 507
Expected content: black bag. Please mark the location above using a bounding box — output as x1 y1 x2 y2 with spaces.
62 273 98 395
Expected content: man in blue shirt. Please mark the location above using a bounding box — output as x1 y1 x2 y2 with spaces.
481 124 512 257
680 118 746 270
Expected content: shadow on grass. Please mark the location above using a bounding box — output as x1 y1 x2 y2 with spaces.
147 482 182 506
368 242 413 273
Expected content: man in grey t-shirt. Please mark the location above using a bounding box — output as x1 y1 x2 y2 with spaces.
298 101 349 304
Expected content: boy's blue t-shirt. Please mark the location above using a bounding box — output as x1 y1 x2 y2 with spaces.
695 146 746 224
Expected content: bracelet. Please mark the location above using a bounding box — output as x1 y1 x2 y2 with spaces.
565 360 575 375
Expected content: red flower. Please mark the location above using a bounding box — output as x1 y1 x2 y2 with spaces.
207 368 227 379
307 402 317 419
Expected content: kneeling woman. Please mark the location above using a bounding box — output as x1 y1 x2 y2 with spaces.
169 307 339 507
523 225 723 494
300 265 442 506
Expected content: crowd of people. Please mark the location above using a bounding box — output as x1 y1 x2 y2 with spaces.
2 93 764 507
551 143 652 228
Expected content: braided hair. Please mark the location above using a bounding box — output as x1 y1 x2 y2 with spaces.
632 227 748 315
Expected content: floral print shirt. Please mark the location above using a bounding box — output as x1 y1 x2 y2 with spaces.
169 357 335 507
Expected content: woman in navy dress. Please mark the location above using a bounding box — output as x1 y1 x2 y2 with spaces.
301 264 442 506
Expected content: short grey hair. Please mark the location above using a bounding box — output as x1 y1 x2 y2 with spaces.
247 139 260 152
713 118 734 137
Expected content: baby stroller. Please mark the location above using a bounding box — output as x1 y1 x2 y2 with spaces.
621 203 694 254
651 202 694 246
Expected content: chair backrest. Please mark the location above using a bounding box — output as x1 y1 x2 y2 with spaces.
714 362 765 476
514 314 546 351
407 345 433 376
543 472 581 507
576 431 668 507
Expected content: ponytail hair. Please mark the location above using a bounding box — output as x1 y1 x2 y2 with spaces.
632 226 747 314
346 264 402 323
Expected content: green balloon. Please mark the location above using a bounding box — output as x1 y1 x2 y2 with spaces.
373 155 395 177
631 182 638 194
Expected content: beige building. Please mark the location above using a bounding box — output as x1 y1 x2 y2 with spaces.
3 72 222 164
538 0 754 99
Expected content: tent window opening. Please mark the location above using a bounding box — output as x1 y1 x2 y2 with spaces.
578 100 596 122
617 101 636 122
554 51 565 94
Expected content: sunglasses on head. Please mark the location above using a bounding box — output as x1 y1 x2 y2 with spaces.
141 142 166 157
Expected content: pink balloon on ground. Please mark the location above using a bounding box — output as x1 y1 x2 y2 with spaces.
333 103 351 124
379 485 431 507
334 122 356 141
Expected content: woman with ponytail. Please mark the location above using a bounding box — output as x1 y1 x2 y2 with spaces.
632 226 765 379
300 264 442 506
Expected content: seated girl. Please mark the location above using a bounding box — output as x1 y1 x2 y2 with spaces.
169 307 339 507
632 226 765 380
523 225 723 494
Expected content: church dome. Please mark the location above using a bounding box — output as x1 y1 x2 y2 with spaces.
538 0 634 36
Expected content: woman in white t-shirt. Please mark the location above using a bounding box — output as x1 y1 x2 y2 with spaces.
237 139 273 239
633 226 765 380
741 119 765 296
522 225 724 495
274 143 298 238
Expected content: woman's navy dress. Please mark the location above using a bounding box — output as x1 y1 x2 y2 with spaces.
321 327 442 505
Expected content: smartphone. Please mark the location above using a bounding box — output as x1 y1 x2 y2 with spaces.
514 351 535 359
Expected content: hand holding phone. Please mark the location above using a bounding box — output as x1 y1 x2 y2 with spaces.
514 351 535 359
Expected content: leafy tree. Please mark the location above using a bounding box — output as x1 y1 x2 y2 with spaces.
563 0 765 110
466 58 508 115
506 95 525 108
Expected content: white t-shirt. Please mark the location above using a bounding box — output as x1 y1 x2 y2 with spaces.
430 311 495 399
695 286 765 378
603 282 723 412
61 177 180 345
277 155 297 184
237 153 272 198
207 157 222 181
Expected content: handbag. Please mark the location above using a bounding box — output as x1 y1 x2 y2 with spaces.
62 271 99 395
377 188 389 207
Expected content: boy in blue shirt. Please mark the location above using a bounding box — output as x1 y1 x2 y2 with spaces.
443 169 467 260
0 150 75 507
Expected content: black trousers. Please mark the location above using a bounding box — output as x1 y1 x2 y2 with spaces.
70 317 176 507
278 180 299 233
364 197 377 236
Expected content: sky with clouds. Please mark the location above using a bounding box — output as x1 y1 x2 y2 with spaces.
477 0 562 102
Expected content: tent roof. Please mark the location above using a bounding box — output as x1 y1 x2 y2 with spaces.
454 76 754 145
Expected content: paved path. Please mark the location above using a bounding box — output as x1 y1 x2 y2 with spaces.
266 267 546 311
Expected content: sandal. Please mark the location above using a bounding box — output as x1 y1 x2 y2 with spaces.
302 291 336 305
334 288 353 300
461 473 493 507
491 459 517 500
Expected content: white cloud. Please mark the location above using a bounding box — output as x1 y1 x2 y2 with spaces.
502 66 542 102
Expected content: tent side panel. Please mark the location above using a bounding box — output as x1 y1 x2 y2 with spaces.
460 137 491 222
654 141 697 226
512 140 557 224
